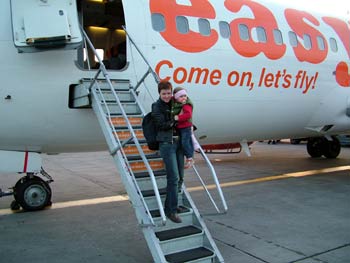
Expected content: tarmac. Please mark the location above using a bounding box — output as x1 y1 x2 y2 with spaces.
0 141 349 263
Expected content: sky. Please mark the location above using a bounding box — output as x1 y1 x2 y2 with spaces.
270 0 349 17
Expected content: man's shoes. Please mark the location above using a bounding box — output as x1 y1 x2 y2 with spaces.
167 213 182 223
176 206 187 213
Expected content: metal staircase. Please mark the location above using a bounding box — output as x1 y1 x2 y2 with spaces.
78 28 227 263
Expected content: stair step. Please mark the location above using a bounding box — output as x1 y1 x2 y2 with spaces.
150 206 190 218
114 129 144 140
141 187 167 198
153 206 194 231
97 90 135 102
102 102 141 115
144 191 184 211
127 152 160 161
136 175 167 192
165 247 214 263
109 116 143 127
156 226 202 241
134 169 167 178
123 144 155 156
129 159 164 172
96 79 130 90
157 225 204 255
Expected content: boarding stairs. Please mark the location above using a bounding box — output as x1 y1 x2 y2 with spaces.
79 28 227 263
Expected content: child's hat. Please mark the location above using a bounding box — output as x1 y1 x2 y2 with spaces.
174 89 187 100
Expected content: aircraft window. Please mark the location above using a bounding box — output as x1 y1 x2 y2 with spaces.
198 18 210 36
219 21 231 39
151 13 165 32
317 36 325 51
288 31 298 47
176 16 189 34
329 37 338 52
273 29 283 45
303 34 312 50
256 27 267 43
239 24 249 41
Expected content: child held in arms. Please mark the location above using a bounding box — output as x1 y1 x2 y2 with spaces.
173 87 196 169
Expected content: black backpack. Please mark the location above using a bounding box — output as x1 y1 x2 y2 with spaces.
142 112 159 150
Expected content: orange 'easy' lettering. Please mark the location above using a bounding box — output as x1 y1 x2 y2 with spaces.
149 0 218 53
224 0 286 60
323 17 350 87
285 9 328 64
335 62 350 87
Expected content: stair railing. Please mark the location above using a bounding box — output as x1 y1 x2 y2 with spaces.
124 27 228 214
81 27 166 226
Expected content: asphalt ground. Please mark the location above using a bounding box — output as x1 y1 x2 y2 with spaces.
0 141 349 263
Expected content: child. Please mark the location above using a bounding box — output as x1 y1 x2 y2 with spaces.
172 87 195 169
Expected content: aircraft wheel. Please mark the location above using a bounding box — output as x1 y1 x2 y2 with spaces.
13 176 52 211
307 138 325 158
323 137 341 159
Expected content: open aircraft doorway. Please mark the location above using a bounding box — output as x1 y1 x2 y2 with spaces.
76 0 127 71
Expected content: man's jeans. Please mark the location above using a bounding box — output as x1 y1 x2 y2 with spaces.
159 139 184 214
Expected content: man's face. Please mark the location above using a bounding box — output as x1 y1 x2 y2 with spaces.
159 88 172 103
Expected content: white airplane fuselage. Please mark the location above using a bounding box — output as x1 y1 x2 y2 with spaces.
1 0 350 155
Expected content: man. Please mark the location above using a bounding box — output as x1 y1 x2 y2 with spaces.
151 81 184 223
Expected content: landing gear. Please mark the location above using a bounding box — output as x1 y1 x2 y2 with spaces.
1 168 54 212
307 137 341 159
13 175 52 211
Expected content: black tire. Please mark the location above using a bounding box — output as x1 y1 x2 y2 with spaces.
13 176 52 211
307 138 325 158
323 137 341 159
10 200 21 210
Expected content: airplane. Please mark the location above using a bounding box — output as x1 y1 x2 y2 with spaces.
0 0 349 211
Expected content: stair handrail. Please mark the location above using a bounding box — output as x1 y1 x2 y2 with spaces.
193 148 228 213
81 28 167 225
91 85 156 226
122 26 160 88
124 26 228 214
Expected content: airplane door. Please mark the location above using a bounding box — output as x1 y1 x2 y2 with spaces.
10 0 82 52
